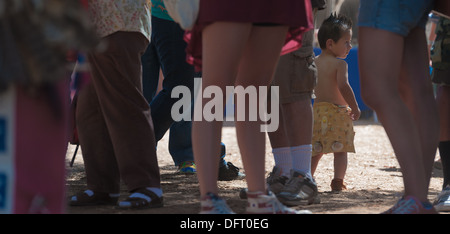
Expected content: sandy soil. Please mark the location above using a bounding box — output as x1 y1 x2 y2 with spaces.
65 119 445 214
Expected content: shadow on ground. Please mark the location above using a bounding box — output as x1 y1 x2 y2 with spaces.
66 161 442 214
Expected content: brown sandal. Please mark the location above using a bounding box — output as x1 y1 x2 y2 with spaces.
118 188 163 209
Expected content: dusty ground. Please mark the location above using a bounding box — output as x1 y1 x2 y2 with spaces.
65 119 445 214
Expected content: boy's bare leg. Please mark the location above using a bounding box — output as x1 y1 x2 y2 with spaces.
333 152 347 180
311 153 323 176
282 100 314 147
268 105 289 148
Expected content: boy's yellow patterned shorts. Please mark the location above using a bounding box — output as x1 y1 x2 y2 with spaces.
312 102 355 156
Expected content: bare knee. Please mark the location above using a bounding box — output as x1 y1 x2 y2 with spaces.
360 86 390 111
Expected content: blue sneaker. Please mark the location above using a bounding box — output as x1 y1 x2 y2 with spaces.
178 161 196 174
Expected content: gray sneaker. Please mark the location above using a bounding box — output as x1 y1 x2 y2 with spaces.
238 166 288 199
266 166 289 195
277 170 319 206
434 185 450 212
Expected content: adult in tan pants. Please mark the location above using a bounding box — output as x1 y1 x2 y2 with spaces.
69 0 162 209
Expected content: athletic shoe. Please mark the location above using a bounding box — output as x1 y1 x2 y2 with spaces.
277 170 319 206
178 161 196 174
200 192 235 214
218 162 245 181
239 166 289 199
246 191 312 214
239 188 249 199
266 166 289 195
434 185 450 212
434 159 443 170
382 195 438 214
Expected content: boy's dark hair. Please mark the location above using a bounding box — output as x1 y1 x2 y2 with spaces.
317 13 353 49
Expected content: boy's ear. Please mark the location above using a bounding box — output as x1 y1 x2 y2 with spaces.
326 39 334 49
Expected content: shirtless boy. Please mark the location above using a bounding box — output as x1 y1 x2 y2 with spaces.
311 13 360 191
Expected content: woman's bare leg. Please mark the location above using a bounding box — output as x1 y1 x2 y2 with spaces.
193 22 252 197
234 25 289 193
398 27 439 189
359 27 430 201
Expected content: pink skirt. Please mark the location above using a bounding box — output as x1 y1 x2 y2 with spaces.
185 0 314 71
0 82 69 214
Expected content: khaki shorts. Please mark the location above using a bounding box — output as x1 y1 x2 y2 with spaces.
271 51 317 104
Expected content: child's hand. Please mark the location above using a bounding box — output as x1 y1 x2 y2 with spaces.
350 107 361 121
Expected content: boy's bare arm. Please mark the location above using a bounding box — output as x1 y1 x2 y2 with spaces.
336 60 361 120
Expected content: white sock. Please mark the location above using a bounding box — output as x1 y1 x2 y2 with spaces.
118 187 162 207
147 187 163 197
291 144 312 178
272 147 292 177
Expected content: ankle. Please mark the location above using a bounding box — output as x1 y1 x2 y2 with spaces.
200 192 234 214
331 178 347 191
246 190 268 198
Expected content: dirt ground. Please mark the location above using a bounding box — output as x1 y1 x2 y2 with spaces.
65 119 445 214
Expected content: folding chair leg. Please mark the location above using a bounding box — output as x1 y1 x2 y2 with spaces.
70 144 79 167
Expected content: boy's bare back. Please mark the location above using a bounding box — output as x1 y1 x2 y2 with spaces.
315 13 360 120
314 51 360 120
314 54 350 106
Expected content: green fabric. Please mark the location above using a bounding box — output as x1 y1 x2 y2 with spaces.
151 0 173 21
